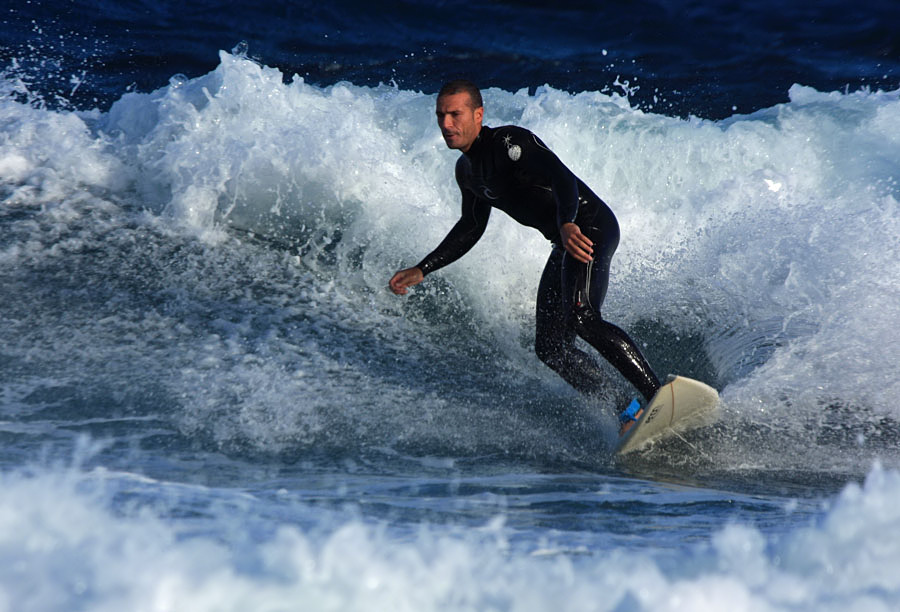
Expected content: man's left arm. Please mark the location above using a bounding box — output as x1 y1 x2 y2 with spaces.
515 132 594 262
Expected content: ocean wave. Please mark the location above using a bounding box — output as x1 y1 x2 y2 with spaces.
3 51 900 464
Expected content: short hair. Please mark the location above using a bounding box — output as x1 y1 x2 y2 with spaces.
437 79 483 109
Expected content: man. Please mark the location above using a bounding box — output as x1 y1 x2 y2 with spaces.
389 80 660 434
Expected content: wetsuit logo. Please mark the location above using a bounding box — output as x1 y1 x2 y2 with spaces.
502 134 522 161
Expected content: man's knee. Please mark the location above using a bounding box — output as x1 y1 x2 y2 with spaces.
535 336 568 370
571 305 600 335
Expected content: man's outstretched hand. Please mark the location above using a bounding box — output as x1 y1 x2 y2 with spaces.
389 267 424 295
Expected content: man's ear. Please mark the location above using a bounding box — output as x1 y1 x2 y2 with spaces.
475 106 484 124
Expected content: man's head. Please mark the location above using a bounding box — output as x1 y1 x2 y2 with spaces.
436 80 484 152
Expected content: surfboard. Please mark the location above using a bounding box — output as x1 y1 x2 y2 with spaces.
615 375 719 455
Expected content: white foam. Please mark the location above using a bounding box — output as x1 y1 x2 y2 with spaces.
0 100 128 206
2 463 900 611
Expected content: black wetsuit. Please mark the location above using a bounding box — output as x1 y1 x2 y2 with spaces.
416 125 660 401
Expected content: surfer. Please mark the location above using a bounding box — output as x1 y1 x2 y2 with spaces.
389 80 660 433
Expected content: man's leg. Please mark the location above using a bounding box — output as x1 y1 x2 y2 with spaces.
563 224 661 402
535 247 608 394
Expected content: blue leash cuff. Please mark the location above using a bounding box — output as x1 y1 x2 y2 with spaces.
618 398 642 425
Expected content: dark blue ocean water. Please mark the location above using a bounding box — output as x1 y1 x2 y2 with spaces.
4 0 899 117
3 1 900 610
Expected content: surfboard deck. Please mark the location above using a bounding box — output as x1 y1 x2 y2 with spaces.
615 375 719 455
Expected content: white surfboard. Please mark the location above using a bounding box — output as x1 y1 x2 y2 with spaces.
615 375 719 455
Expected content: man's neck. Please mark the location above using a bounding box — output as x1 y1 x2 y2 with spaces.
462 125 486 156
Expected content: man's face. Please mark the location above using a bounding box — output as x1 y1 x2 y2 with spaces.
436 92 483 152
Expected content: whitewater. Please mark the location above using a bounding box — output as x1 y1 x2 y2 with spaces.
2 50 900 610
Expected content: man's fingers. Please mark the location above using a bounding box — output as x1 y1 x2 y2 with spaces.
574 231 594 250
570 246 592 263
389 268 423 295
561 223 594 263
564 232 594 263
389 276 409 294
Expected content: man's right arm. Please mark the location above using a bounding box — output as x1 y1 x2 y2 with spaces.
415 189 491 276
389 186 491 294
